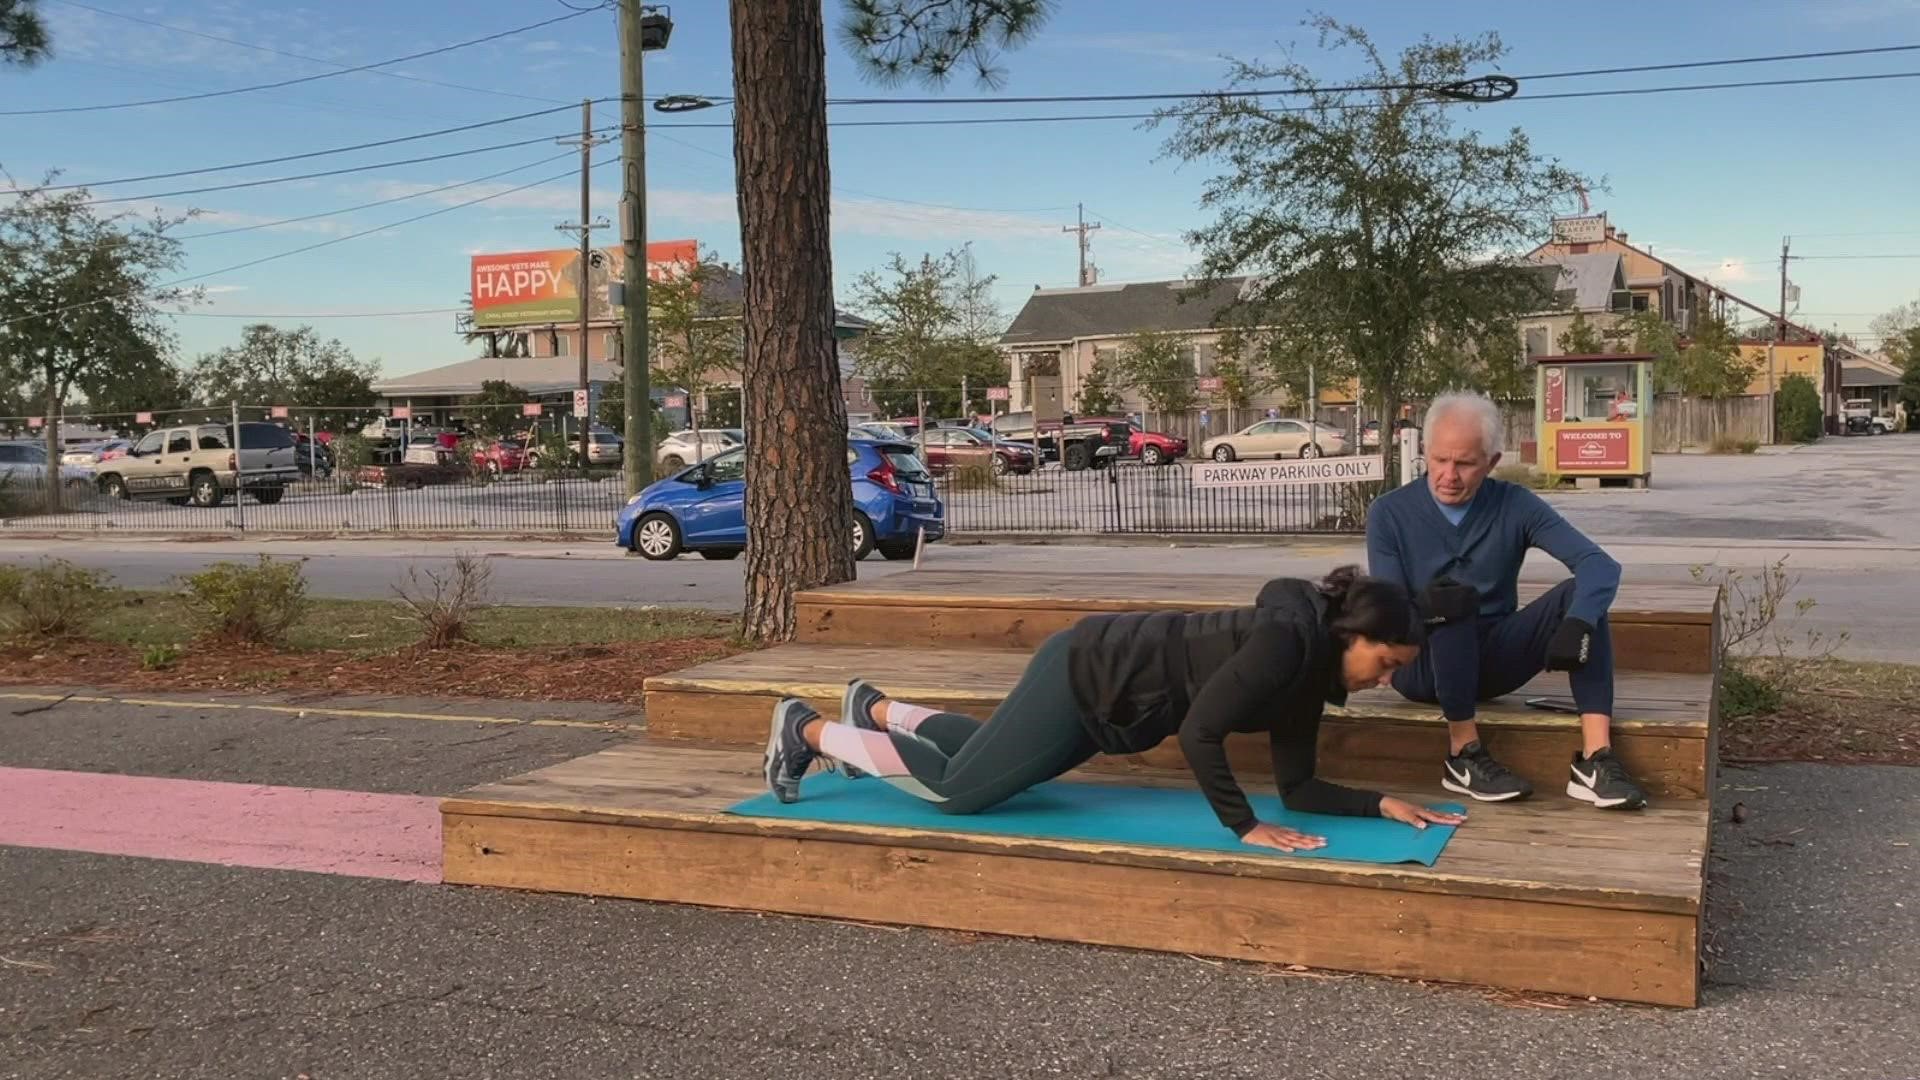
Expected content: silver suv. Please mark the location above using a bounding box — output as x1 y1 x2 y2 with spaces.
95 422 301 507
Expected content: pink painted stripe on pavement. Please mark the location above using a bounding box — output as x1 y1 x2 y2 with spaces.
0 767 442 883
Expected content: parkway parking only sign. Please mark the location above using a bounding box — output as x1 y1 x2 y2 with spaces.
1192 455 1387 489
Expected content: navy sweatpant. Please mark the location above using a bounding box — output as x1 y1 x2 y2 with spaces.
1391 578 1616 720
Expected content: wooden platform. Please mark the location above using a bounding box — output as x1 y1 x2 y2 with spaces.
441 742 1708 1007
643 644 1719 798
796 572 1722 674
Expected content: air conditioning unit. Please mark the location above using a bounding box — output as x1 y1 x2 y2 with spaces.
1673 309 1692 332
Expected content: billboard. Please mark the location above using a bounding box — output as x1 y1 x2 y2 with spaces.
469 239 699 329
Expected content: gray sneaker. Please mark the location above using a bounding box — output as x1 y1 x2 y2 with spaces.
764 697 819 804
837 679 888 779
1567 747 1649 810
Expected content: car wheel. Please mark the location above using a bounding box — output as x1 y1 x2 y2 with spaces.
662 455 685 471
189 470 224 508
1299 442 1322 459
1063 443 1091 471
249 486 285 505
699 548 741 561
98 474 128 500
1141 445 1166 466
634 513 683 560
487 460 502 477
851 512 876 561
990 453 1009 476
878 541 917 561
1211 444 1237 463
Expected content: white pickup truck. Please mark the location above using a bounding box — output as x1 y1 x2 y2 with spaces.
1842 399 1894 435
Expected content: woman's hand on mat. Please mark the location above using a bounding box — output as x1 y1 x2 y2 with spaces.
1378 798 1467 829
1239 823 1326 852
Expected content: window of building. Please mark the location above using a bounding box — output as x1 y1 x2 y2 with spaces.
1524 326 1551 357
551 335 569 357
1631 294 1650 313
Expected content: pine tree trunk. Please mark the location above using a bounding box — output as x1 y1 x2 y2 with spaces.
731 0 854 642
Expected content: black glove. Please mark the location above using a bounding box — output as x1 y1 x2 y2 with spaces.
1546 617 1595 672
1419 577 1480 626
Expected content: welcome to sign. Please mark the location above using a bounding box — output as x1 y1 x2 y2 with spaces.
1192 456 1386 489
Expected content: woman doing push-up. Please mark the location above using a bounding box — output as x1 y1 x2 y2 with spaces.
763 566 1465 851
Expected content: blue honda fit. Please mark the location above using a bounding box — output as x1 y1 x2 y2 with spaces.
616 438 944 561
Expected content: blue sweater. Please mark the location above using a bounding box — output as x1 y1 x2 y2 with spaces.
1365 478 1621 626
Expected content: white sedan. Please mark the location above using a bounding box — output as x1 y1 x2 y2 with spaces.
1203 419 1349 462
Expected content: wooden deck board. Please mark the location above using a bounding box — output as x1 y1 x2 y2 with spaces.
440 742 1707 1006
646 644 1714 735
798 571 1719 623
443 742 1704 914
793 572 1721 674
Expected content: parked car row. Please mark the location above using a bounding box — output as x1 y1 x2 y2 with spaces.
617 434 943 562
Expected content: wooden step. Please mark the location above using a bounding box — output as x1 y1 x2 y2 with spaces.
796 572 1722 674
441 741 1707 1007
643 644 1719 799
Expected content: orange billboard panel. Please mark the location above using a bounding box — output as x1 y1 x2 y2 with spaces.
469 239 699 328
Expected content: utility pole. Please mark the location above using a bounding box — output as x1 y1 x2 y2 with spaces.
554 98 605 471
1772 234 1790 444
620 0 653 495
1061 203 1101 287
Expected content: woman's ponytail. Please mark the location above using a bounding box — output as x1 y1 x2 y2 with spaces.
1320 564 1423 647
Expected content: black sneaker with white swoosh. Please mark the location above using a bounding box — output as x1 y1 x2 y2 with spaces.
1440 741 1534 802
1567 747 1648 810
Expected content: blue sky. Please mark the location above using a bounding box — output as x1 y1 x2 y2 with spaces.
5 0 1920 377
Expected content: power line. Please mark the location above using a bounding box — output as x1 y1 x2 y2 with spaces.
816 43 1920 106
1083 206 1189 251
170 307 461 319
47 0 580 107
173 151 578 240
0 7 599 116
3 160 613 331
1793 253 1920 260
75 129 617 207
652 68 1920 129
13 103 601 193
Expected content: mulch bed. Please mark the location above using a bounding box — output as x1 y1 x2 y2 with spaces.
1720 704 1920 766
0 637 745 705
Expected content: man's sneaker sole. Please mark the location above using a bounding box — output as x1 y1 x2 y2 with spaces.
1565 780 1647 810
1440 776 1529 803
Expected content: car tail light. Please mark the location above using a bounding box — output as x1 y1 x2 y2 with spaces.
228 452 238 471
867 459 904 494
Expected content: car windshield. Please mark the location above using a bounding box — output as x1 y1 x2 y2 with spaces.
498 440 524 450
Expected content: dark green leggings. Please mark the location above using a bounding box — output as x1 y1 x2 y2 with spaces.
892 631 1099 814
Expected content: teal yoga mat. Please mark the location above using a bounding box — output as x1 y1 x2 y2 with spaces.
727 773 1463 866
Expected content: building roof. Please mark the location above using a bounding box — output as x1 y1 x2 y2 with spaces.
997 278 1249 347
372 355 625 397
1842 359 1904 388
1528 252 1626 312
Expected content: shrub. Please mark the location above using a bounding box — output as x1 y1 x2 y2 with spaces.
0 559 114 642
1719 662 1783 719
1708 433 1760 455
393 553 493 649
1492 464 1563 491
180 556 310 646
1775 374 1823 443
947 461 1001 492
141 643 181 671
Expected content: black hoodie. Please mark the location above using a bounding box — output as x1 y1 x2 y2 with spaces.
1066 578 1384 834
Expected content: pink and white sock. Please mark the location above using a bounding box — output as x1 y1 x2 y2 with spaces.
817 723 942 802
883 701 942 734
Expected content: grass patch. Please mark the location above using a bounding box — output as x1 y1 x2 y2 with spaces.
1721 656 1920 764
92 592 737 656
946 461 1002 492
1707 433 1761 455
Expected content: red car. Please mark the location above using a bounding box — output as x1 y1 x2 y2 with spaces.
470 439 529 476
1125 423 1187 465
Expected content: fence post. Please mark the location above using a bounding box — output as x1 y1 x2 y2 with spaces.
1108 457 1122 533
230 400 246 533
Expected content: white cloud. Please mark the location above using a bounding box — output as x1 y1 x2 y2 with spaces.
523 40 565 53
201 284 249 295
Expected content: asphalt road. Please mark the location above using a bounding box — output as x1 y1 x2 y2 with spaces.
2 693 1916 1078
0 530 1910 661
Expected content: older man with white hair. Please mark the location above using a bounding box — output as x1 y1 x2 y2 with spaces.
1365 392 1647 810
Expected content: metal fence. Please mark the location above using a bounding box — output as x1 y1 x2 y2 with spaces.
2 467 630 536
3 459 1369 538
940 462 1368 536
